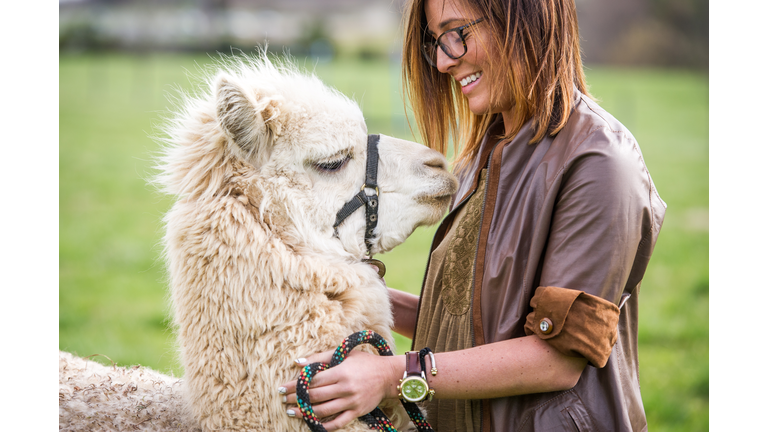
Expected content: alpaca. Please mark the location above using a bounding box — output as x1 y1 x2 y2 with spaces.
158 53 455 431
156 54 456 431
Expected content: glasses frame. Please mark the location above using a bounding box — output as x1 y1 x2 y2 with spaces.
422 17 485 68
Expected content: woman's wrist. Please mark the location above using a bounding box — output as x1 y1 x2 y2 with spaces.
383 354 407 399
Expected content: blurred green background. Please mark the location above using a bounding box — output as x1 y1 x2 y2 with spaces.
59 1 708 431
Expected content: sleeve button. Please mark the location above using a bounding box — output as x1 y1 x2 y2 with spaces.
539 318 553 334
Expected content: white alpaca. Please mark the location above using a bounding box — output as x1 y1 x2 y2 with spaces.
59 53 457 432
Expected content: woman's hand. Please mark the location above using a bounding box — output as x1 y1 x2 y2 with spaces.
278 349 404 431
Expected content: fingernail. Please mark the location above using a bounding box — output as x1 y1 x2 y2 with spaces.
281 395 287 403
295 358 308 365
278 387 286 394
286 409 296 418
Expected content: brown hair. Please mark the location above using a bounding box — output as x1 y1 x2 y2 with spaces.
402 0 590 168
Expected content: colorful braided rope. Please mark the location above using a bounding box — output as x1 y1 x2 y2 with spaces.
295 330 433 432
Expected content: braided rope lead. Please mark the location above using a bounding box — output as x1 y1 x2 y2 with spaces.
296 330 433 432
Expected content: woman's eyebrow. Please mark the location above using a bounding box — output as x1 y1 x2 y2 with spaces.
427 18 465 36
439 18 464 28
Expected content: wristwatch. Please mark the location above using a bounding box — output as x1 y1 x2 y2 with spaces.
397 351 434 402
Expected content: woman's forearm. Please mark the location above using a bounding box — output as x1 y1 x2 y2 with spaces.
385 288 586 399
385 335 588 400
388 288 420 339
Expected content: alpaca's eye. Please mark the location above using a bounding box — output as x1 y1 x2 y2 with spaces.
314 155 351 173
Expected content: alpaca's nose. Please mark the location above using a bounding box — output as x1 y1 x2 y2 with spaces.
422 150 448 172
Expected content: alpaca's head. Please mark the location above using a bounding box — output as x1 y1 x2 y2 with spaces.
159 53 457 259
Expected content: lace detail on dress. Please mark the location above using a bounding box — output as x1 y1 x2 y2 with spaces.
442 169 487 316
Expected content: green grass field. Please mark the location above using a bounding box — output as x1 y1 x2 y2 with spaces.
59 53 708 431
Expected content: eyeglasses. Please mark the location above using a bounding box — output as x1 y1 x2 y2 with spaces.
421 18 485 68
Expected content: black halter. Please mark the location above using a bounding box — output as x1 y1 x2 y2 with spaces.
333 134 385 277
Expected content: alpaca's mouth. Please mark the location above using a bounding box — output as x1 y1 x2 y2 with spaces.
417 193 452 206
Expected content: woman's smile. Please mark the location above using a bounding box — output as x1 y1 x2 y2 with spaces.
459 71 482 93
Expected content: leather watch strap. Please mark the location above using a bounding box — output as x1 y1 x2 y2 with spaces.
405 351 421 376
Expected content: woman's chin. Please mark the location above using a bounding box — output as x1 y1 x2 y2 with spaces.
467 100 491 116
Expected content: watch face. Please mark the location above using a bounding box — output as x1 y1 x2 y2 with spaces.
401 376 428 402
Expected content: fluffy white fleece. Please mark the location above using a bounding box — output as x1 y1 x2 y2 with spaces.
59 351 199 431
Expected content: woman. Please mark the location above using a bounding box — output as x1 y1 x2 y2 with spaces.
280 0 665 430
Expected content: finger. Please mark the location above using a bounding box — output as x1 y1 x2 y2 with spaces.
282 358 347 397
284 405 303 420
280 349 337 393
282 392 298 405
301 397 353 423
278 367 325 397
295 349 335 367
280 374 330 401
282 382 345 405
278 381 296 396
323 410 361 432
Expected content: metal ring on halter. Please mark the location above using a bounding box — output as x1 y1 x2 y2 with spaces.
361 183 379 195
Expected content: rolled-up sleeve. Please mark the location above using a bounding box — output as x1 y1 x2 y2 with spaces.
524 286 619 367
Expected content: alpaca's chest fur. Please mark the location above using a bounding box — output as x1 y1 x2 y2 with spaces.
165 192 395 431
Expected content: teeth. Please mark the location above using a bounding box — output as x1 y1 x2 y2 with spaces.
460 72 481 87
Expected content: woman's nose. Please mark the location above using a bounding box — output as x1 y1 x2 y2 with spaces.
435 48 460 73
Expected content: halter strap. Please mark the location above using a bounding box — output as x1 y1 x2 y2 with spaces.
333 134 380 256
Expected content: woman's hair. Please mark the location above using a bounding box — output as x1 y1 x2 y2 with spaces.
402 0 590 168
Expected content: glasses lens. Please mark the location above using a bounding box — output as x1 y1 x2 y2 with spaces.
439 30 465 59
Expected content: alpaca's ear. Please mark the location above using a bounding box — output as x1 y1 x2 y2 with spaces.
214 72 282 166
